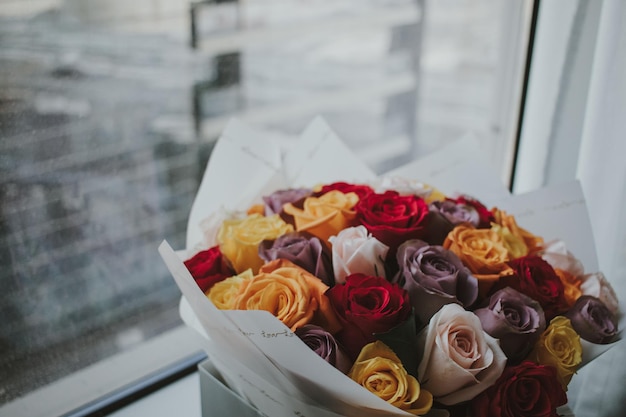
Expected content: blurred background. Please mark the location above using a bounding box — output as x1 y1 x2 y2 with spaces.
1 1 624 416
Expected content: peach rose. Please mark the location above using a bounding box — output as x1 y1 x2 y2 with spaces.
443 224 512 296
529 316 582 390
217 213 293 274
417 304 507 405
234 259 341 333
349 341 433 415
282 190 359 243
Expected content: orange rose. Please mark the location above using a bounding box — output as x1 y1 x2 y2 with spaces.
282 190 359 243
555 268 583 308
491 209 544 255
234 259 341 332
443 224 512 296
207 269 253 310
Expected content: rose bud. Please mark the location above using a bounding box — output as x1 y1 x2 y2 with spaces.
295 324 352 374
417 303 507 405
565 295 618 344
470 361 567 417
474 287 546 363
395 239 478 327
258 231 334 286
262 188 312 215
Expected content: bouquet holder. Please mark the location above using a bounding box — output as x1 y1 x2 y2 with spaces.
159 117 621 417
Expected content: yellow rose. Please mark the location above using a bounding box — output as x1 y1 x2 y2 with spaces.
282 190 358 243
234 259 341 332
443 224 512 296
491 208 544 254
349 341 433 415
530 316 582 390
207 269 253 310
217 213 293 274
490 223 528 259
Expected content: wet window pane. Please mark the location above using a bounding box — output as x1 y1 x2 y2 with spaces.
0 0 530 407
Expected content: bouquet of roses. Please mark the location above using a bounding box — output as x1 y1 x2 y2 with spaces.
161 118 621 417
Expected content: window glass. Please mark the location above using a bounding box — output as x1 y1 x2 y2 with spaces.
0 0 532 409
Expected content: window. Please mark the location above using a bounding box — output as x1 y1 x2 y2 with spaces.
0 1 533 415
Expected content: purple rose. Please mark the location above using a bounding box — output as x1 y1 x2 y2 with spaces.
394 239 478 327
474 287 546 363
262 188 312 215
258 231 334 286
429 199 480 227
295 324 352 374
565 295 618 344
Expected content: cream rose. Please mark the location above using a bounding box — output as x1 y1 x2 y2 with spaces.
328 225 389 284
349 341 433 415
417 303 507 405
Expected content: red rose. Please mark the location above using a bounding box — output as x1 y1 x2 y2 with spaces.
318 181 374 200
326 274 412 360
355 191 435 253
470 361 567 417
495 256 569 321
184 246 235 293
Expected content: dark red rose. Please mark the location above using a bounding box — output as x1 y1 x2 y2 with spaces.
495 256 569 321
355 191 436 253
326 274 412 360
470 361 567 417
183 246 235 293
317 181 374 200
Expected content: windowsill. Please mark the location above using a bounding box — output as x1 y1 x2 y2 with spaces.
0 325 207 417
108 372 202 417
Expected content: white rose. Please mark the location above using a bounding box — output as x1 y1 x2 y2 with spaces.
374 176 434 199
580 272 620 314
328 226 389 284
417 304 506 405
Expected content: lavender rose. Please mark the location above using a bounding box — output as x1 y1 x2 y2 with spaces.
474 287 547 363
395 239 478 327
295 324 352 374
565 295 618 344
258 232 333 286
262 188 312 215
429 199 480 227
